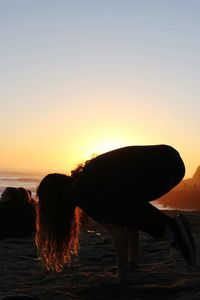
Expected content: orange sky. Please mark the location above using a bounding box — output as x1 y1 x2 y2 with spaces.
1 98 199 179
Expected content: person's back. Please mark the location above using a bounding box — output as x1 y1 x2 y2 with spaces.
0 198 21 239
74 145 185 225
15 187 36 237
0 187 36 240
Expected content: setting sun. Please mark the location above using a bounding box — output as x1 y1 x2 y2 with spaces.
63 136 132 174
84 139 129 159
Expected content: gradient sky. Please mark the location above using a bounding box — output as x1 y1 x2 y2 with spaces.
0 0 200 178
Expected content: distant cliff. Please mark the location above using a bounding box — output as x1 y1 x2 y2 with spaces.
157 165 200 210
192 165 200 186
178 165 200 190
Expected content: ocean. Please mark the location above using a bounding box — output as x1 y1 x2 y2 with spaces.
0 170 180 210
0 170 43 198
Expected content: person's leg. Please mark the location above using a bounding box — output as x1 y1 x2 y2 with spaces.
130 202 173 239
99 148 195 266
101 222 129 283
111 200 196 266
127 227 140 266
133 203 196 265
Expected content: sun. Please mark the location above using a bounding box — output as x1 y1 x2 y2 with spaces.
93 140 127 154
61 136 133 174
83 138 129 160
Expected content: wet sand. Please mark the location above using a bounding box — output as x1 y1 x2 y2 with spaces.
0 211 200 300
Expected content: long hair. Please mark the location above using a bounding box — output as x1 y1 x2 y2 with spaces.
35 173 81 272
17 187 34 206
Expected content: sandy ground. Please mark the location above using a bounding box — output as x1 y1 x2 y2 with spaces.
0 211 200 300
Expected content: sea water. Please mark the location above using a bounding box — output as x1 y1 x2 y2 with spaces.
0 170 179 210
0 170 43 198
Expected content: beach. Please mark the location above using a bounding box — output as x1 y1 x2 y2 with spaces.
0 210 199 300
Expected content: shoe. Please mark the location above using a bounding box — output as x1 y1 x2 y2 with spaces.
170 214 196 265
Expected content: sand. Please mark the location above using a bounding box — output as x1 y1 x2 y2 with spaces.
0 211 200 300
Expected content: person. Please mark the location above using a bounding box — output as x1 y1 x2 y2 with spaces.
0 187 36 239
0 187 19 204
36 145 196 283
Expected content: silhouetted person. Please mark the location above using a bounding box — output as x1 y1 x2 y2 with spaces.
0 187 19 204
0 187 36 239
36 145 196 282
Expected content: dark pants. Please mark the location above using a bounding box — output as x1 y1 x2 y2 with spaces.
106 148 185 238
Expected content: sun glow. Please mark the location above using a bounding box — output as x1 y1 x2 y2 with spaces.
89 140 128 156
62 126 148 174
78 138 131 166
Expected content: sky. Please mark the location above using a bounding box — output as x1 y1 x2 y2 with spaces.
0 0 200 178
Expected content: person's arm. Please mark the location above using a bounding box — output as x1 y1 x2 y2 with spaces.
101 222 139 283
